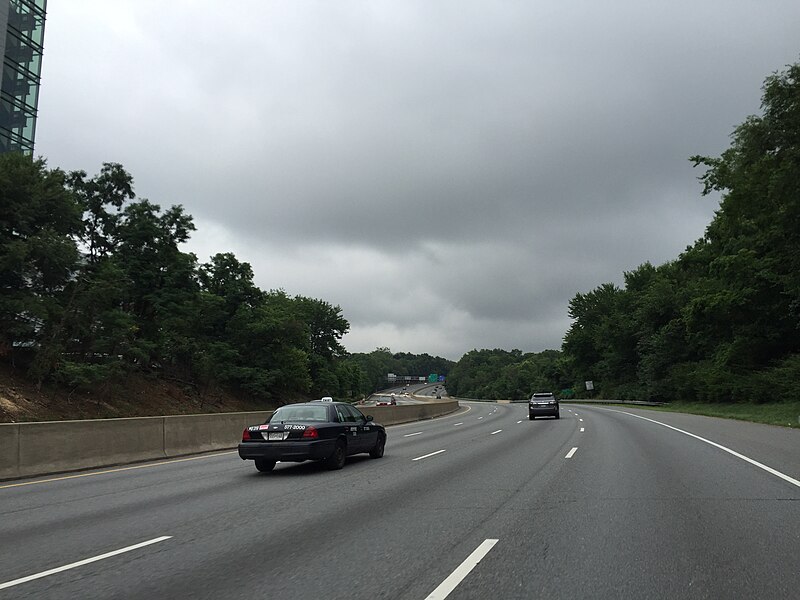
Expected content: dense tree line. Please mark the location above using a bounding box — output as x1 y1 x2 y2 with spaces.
562 62 800 403
0 157 356 404
445 348 570 400
342 348 454 395
5 61 795 408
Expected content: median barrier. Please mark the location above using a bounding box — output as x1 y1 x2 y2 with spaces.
2 416 166 480
163 411 271 457
0 412 272 481
0 424 19 479
0 400 459 481
358 400 459 426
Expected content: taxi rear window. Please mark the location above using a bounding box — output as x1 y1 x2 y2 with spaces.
271 405 329 422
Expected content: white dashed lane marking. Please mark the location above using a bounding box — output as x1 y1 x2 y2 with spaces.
424 539 499 600
413 450 446 461
0 537 172 591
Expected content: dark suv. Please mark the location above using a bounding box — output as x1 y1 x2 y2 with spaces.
528 392 559 420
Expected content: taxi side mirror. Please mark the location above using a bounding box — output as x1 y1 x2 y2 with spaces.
366 414 374 422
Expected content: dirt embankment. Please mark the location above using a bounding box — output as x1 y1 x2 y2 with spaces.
0 363 278 423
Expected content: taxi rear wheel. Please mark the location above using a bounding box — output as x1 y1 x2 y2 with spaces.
325 440 347 470
369 434 386 458
254 459 276 472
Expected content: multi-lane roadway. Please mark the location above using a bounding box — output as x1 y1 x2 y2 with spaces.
367 382 446 405
1 402 798 599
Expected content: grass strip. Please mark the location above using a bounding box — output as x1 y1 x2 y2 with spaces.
612 400 800 429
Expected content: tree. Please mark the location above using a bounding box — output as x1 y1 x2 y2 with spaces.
0 153 81 374
226 291 311 399
561 60 800 403
690 62 800 370
446 348 564 400
111 199 197 368
198 253 264 315
67 162 134 264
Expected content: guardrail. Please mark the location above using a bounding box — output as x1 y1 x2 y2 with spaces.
562 399 667 406
0 400 459 481
450 397 665 407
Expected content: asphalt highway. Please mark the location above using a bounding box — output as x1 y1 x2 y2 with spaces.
367 382 446 405
1 402 798 599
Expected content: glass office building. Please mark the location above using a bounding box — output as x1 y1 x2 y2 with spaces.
0 0 46 155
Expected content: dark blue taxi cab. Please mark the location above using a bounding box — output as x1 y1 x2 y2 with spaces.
238 401 386 472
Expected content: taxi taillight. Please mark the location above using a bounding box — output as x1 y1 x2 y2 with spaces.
242 428 251 441
302 426 319 439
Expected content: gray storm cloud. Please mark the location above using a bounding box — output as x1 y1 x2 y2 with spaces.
35 0 800 359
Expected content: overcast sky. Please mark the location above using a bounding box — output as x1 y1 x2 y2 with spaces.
35 1 800 360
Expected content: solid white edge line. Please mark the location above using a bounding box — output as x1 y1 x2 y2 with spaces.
453 422 463 426
424 539 499 600
490 430 502 435
0 536 172 590
607 409 800 489
404 432 423 437
412 450 446 461
0 452 237 490
565 447 578 459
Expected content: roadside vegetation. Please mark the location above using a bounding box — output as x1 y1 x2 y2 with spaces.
445 348 570 400
344 349 454 394
0 154 358 405
0 152 451 418
448 61 800 427
560 61 800 407
2 61 797 424
615 401 800 429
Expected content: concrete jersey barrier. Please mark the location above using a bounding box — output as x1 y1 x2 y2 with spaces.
0 400 459 481
0 411 271 481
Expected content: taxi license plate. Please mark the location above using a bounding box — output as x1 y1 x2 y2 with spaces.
268 432 289 441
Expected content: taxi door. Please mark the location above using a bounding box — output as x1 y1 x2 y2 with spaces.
347 404 378 451
335 405 362 452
